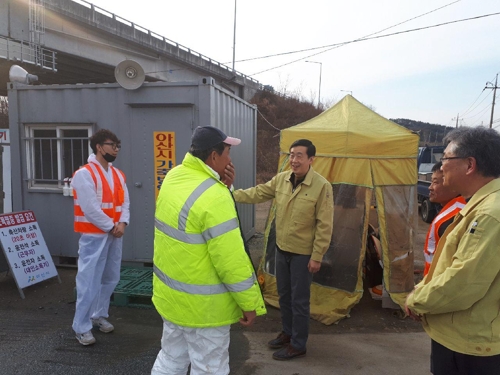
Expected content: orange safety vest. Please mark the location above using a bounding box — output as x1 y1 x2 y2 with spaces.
73 162 126 234
423 196 466 276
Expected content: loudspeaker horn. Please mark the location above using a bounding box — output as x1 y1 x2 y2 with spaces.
115 59 145 90
9 65 38 84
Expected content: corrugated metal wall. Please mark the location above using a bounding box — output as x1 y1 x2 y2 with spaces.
211 84 257 239
8 78 257 262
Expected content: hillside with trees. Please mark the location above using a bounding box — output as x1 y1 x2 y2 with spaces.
250 90 457 181
250 90 322 182
390 118 454 146
0 97 7 129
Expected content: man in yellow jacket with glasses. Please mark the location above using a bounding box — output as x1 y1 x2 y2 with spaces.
151 126 266 375
232 139 334 361
406 127 500 375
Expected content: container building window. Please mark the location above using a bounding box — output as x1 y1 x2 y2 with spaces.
25 125 92 190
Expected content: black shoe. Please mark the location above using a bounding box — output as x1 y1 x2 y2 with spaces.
272 345 307 360
267 332 291 349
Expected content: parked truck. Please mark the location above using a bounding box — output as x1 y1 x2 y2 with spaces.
417 146 444 223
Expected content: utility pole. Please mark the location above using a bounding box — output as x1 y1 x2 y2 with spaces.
452 113 460 128
232 0 237 72
305 61 322 108
485 74 498 128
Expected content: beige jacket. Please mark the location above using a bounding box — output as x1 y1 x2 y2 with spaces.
233 167 333 262
407 178 500 356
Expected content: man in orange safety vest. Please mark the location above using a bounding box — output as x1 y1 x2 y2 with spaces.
71 129 130 346
423 161 465 276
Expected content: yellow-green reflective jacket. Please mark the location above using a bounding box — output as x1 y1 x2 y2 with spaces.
153 152 266 327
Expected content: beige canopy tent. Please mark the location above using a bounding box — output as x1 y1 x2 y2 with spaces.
257 95 420 325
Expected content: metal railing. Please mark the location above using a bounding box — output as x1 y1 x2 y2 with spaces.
0 36 57 72
56 0 258 84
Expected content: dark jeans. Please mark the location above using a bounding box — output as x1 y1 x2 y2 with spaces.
431 340 500 375
276 247 313 351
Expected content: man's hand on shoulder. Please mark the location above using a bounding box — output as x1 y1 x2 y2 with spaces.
308 259 321 273
239 310 256 327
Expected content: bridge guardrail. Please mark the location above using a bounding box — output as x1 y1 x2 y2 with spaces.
0 36 57 72
66 0 258 84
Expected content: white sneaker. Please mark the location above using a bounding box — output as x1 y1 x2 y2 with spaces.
92 317 114 333
75 330 96 346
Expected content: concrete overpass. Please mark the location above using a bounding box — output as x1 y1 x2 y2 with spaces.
0 0 261 99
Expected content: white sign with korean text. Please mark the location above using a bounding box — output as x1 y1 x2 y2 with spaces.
0 210 58 289
0 129 10 144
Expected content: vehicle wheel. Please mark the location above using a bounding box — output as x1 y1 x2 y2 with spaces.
421 199 436 223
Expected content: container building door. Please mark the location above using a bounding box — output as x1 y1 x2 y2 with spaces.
127 106 194 262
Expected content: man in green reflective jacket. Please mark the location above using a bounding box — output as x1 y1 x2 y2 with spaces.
151 126 266 375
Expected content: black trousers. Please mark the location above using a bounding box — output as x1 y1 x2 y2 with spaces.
431 340 500 375
275 247 313 351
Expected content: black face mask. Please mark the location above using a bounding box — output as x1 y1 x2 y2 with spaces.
103 153 116 163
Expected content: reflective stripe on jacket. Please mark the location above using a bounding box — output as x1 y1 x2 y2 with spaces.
73 162 126 233
153 152 266 328
423 196 466 275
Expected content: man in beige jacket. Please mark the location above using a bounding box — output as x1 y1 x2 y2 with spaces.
232 139 333 361
406 127 500 375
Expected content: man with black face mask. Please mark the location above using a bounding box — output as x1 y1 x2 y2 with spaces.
71 129 130 346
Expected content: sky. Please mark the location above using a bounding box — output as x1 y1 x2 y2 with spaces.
82 0 500 128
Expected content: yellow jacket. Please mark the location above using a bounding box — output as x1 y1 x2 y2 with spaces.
153 153 266 327
233 167 333 262
407 178 500 356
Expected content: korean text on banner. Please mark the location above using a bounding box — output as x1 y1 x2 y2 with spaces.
154 132 176 199
0 211 58 289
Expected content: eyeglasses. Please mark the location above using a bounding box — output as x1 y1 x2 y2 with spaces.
289 153 306 161
440 156 467 162
102 142 121 150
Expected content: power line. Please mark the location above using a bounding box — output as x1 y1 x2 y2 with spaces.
234 0 460 65
461 92 493 120
459 89 487 117
460 72 500 117
249 11 500 77
237 0 461 64
463 105 493 126
257 108 281 132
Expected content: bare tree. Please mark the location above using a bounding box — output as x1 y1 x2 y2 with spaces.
0 97 8 129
